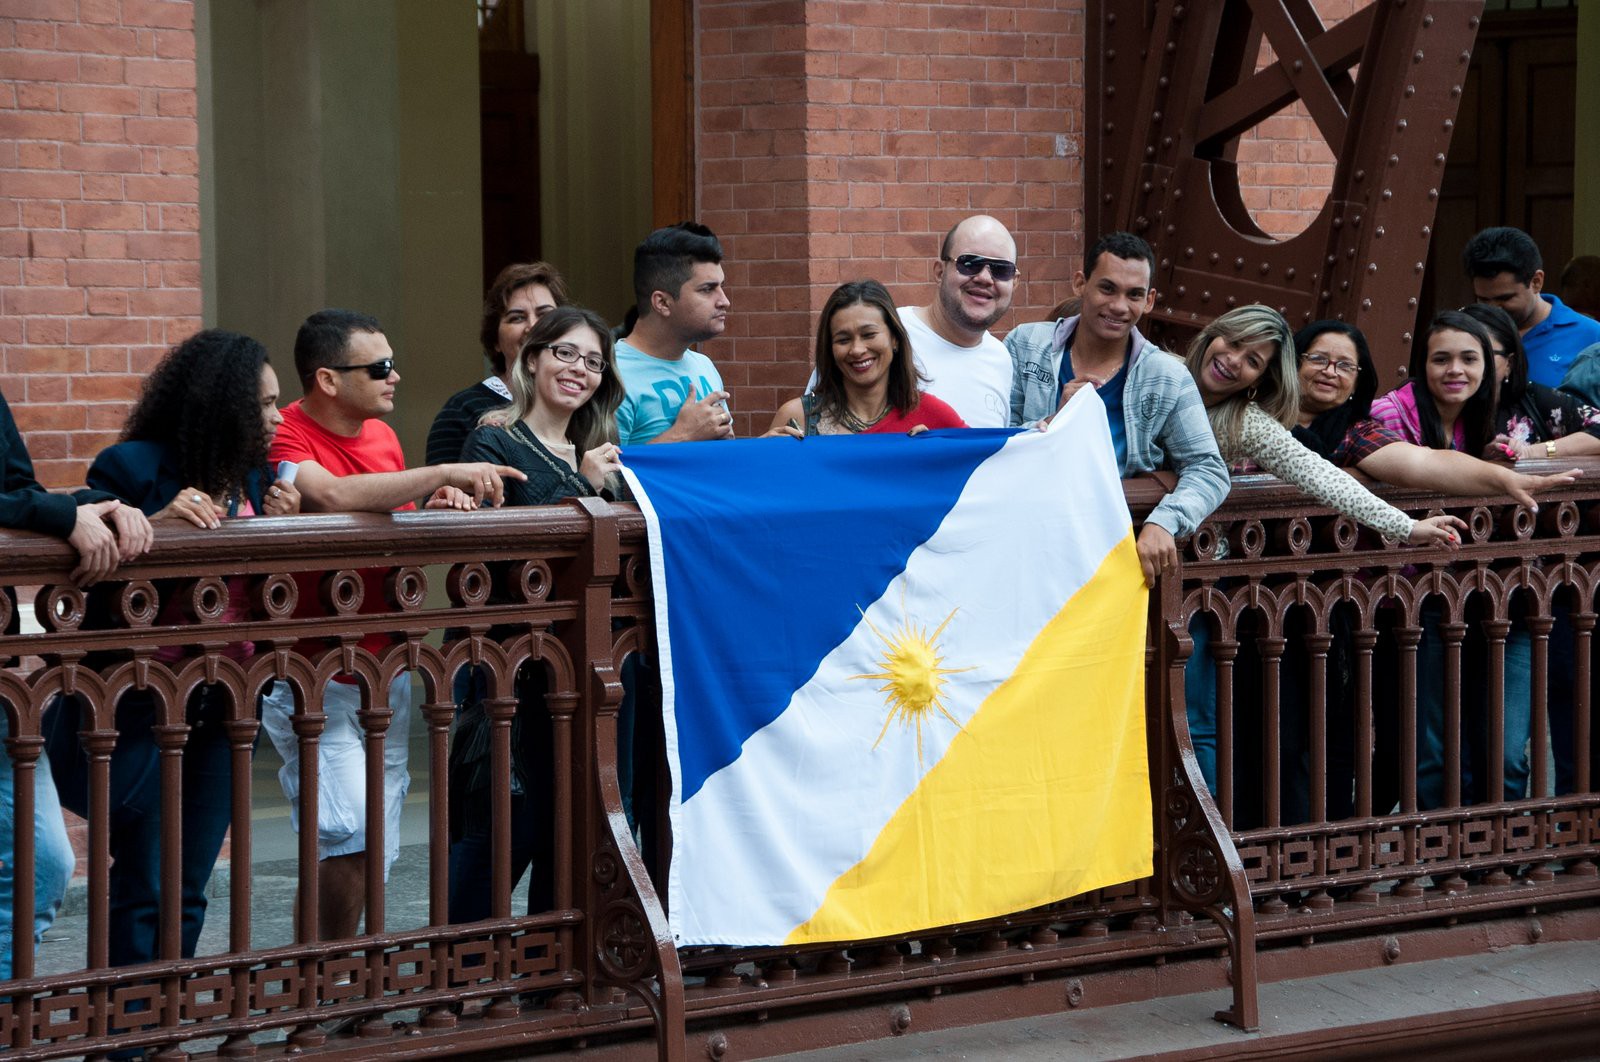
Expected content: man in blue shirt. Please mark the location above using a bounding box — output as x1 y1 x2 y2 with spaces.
1464 227 1600 389
614 222 738 445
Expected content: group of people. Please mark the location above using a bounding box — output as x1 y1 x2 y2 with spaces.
3 213 1598 977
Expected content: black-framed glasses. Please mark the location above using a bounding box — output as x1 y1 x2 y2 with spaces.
945 253 1018 282
330 358 395 380
1300 352 1360 378
542 342 606 374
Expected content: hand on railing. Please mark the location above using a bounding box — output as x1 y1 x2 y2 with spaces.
1405 513 1466 549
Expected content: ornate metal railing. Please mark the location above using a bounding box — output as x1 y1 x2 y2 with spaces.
1 466 1597 1059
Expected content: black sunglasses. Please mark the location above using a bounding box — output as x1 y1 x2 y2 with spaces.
945 253 1018 282
330 358 395 381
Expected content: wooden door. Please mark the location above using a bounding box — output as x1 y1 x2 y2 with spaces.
480 48 542 288
1420 8 1577 325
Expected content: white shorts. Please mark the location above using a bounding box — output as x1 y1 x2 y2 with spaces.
260 673 412 876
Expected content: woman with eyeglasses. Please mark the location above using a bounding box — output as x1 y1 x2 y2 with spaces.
449 305 624 923
47 329 300 971
768 279 967 437
1177 306 1464 804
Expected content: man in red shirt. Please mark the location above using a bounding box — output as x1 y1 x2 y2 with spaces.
262 308 521 940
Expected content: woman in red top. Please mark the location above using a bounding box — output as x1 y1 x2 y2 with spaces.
768 279 966 437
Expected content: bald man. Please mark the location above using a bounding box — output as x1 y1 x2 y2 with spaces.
900 215 1019 427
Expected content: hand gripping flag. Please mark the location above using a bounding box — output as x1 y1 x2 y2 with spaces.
621 389 1152 946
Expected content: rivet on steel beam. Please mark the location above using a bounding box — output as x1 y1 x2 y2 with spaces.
1209 252 1220 264
1376 227 1385 238
1104 193 1113 203
1352 215 1362 227
1405 85 1416 97
1362 299 1372 309
1146 146 1156 158
1105 86 1116 97
1166 224 1177 235
1354 169 1365 181
1106 11 1116 22
1105 122 1115 133
1159 76 1170 88
1470 15 1480 27
1383 938 1401 964
1185 247 1195 258
1402 332 1413 342
1177 285 1187 296
1174 188 1183 200
1201 291 1211 302
1166 42 1176 54
1108 49 1117 60
1367 263 1378 274
1161 259 1171 269
1142 181 1153 193
1443 119 1454 131
1340 281 1350 291
1174 5 1185 18
1408 298 1418 308
1422 226 1431 237
1259 262 1270 275
1396 119 1407 131
1226 296 1237 307
1382 189 1393 200
1423 14 1434 27
1452 85 1462 97
1292 59 1303 73
1321 290 1331 301
1435 153 1446 165
1234 257 1245 270
1326 255 1337 265
1428 188 1439 200
1413 50 1425 64
1286 268 1296 280
889 1005 912 1035
1388 154 1400 166
1163 136 1173 148
1332 217 1343 229
1280 306 1289 316
1460 50 1471 64
1104 158 1114 168
1152 111 1163 121
707 1032 730 1059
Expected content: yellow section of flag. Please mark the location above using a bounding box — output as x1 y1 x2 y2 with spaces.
786 533 1151 944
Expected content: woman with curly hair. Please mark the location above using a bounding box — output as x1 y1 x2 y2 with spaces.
48 329 299 970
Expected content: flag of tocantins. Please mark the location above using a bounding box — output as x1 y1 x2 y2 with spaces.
621 388 1152 947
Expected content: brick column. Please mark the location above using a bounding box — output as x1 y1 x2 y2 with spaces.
0 0 200 487
697 0 1086 434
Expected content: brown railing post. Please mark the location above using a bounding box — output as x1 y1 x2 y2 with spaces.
559 496 685 1062
1153 564 1259 1031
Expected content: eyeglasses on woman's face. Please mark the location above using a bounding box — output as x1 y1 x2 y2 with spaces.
1300 352 1359 378
541 342 606 374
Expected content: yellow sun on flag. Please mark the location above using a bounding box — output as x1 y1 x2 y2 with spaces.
852 602 975 767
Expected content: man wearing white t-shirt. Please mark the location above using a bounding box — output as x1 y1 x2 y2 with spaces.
899 215 1018 427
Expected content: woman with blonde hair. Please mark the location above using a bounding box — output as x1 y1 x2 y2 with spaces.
1179 305 1464 798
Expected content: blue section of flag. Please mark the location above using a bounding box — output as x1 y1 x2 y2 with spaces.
624 429 1015 799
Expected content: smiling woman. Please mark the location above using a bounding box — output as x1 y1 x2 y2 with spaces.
767 280 967 438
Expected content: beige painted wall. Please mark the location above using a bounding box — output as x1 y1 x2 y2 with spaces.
198 0 482 464
529 0 654 325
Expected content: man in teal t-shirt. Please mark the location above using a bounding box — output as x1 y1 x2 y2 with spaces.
615 222 737 445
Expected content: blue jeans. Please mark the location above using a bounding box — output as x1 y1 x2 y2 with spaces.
47 689 237 967
1415 605 1531 808
1183 613 1218 795
1 715 74 980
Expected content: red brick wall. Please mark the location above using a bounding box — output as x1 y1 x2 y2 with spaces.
1235 0 1375 240
697 0 1086 435
0 0 200 488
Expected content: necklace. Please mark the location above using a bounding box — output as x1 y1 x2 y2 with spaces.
837 401 890 434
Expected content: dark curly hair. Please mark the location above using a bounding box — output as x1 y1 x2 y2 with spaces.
121 329 273 499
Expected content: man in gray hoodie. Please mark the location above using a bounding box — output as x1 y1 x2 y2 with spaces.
1006 232 1228 586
